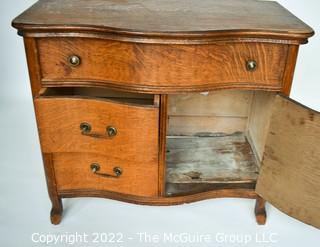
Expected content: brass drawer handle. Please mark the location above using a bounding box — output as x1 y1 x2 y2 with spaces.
246 60 257 71
68 55 81 67
80 122 117 139
90 163 122 178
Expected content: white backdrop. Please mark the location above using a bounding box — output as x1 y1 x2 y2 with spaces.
1 1 319 246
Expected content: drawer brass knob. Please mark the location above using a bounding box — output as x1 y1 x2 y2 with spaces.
106 126 117 137
113 167 123 177
68 55 81 66
246 60 257 71
90 163 123 178
90 163 100 173
80 122 91 133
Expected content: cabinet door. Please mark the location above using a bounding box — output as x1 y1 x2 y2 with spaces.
256 95 320 228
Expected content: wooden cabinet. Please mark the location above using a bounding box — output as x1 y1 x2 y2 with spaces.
13 0 319 228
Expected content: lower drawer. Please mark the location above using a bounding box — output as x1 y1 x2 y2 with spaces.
53 153 158 197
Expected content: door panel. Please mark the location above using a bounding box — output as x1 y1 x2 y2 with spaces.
256 95 320 228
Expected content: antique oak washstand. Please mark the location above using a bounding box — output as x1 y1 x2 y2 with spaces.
12 0 319 228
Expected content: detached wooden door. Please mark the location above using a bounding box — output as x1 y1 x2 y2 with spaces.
256 95 320 229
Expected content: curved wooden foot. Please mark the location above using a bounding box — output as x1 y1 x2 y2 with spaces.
43 154 63 225
50 198 63 225
255 196 266 225
50 208 62 225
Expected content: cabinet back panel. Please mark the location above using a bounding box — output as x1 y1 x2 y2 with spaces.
168 90 253 135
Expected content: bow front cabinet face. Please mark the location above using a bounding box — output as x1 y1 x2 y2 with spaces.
12 0 319 228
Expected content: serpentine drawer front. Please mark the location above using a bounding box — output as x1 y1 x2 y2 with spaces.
13 0 320 229
38 38 288 91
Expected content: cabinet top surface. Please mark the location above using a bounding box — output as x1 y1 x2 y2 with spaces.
13 0 313 41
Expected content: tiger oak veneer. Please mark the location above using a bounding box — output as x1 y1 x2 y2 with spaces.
13 0 320 228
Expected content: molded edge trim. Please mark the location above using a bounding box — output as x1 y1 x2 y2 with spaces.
12 24 314 45
41 79 283 94
59 189 257 206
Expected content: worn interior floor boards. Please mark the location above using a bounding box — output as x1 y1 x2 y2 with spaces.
165 133 259 196
166 133 259 184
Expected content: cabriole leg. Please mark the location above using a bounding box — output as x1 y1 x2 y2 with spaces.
43 153 63 224
255 195 267 225
50 197 63 225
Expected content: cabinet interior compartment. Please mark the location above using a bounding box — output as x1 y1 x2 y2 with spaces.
39 87 157 106
166 90 276 196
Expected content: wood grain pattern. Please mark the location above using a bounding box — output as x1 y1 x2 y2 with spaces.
37 38 288 92
256 95 320 229
12 0 314 44
34 97 159 163
54 152 158 196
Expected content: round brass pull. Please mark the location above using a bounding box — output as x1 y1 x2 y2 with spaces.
106 126 117 137
90 163 123 178
246 60 257 71
80 122 91 133
68 55 81 67
113 167 123 177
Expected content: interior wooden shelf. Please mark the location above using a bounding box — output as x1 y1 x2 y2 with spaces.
165 133 259 196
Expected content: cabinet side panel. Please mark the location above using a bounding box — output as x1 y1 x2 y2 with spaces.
281 45 299 96
23 37 42 97
247 91 276 162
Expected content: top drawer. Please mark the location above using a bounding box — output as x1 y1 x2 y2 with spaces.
37 38 289 92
